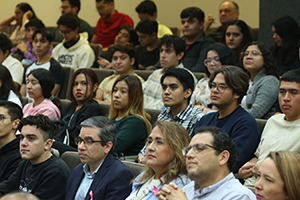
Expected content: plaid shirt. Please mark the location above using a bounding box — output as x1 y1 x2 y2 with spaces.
139 104 204 156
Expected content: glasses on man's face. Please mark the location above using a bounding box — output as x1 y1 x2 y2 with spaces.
241 50 262 57
182 143 220 156
59 29 72 36
59 5 70 10
204 57 220 66
74 137 102 147
209 82 229 94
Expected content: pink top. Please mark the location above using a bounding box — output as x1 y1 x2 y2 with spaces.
23 98 61 120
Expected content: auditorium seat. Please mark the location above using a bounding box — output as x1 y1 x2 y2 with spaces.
58 67 74 99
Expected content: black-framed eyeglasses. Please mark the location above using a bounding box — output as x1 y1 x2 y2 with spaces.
74 137 102 147
182 143 220 156
59 29 72 36
204 57 220 66
241 50 262 57
209 82 229 94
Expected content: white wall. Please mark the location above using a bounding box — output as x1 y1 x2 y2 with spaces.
0 0 259 30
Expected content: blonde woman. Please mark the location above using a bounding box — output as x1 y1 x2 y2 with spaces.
109 75 151 156
126 120 190 200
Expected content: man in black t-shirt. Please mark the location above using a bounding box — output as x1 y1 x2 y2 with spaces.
20 30 64 97
0 115 70 200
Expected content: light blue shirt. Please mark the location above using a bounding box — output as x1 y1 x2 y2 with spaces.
74 160 104 200
184 173 255 200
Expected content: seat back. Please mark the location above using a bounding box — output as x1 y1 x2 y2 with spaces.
58 67 74 100
145 108 161 125
122 161 145 178
193 72 206 81
60 99 71 115
21 97 33 107
256 118 267 133
61 151 81 171
90 43 103 58
92 69 114 84
133 70 153 81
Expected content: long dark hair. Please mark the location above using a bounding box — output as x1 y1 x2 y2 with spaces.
271 15 300 66
0 65 22 102
16 3 36 18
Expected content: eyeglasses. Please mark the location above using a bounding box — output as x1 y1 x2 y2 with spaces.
209 82 229 93
59 5 70 10
204 57 220 66
182 143 220 156
59 29 72 36
241 50 262 57
74 137 102 147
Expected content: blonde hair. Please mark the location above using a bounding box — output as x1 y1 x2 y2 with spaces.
108 75 151 134
136 120 190 185
268 151 300 200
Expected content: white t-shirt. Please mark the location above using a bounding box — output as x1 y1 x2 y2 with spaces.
2 55 24 85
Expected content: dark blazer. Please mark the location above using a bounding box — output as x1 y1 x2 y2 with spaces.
65 154 133 200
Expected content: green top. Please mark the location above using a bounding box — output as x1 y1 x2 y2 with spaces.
52 18 93 42
112 115 148 156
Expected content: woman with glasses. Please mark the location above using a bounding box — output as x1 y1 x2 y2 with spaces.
0 65 22 108
108 75 151 156
223 20 252 65
191 43 235 114
126 120 190 200
23 69 60 120
240 41 279 119
271 15 300 75
255 151 300 200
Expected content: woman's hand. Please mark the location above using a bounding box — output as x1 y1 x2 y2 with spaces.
24 10 33 19
17 41 28 53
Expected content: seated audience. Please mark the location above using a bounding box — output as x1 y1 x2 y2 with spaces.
20 30 64 97
11 18 47 64
53 0 93 42
135 0 173 38
23 69 61 120
93 25 139 69
55 69 102 148
126 120 191 199
180 7 215 72
135 18 160 69
0 3 36 43
91 0 134 49
222 20 252 65
271 15 300 75
66 116 133 200
156 126 255 200
109 75 151 156
241 42 279 119
204 1 239 43
191 43 235 113
1 192 39 200
0 65 22 108
0 115 70 199
95 45 144 104
255 151 300 200
0 33 24 89
143 35 197 109
193 66 261 173
0 101 23 182
52 13 94 69
239 69 300 190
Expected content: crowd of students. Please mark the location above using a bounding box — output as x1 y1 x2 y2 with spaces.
1 0 300 199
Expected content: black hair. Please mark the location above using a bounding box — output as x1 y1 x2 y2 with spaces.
81 116 117 151
61 0 81 13
280 68 300 84
204 43 236 76
159 35 185 55
135 18 158 35
161 68 194 102
0 100 23 122
27 69 55 99
209 65 249 104
96 0 113 3
241 41 279 79
25 18 45 30
17 115 58 140
32 29 54 43
0 33 12 54
57 12 80 30
194 126 236 172
135 0 157 16
0 65 22 103
271 15 300 66
111 44 135 59
118 25 139 46
180 7 205 23
16 3 36 18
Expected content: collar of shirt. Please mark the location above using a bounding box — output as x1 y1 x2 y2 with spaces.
82 158 105 179
165 104 194 121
